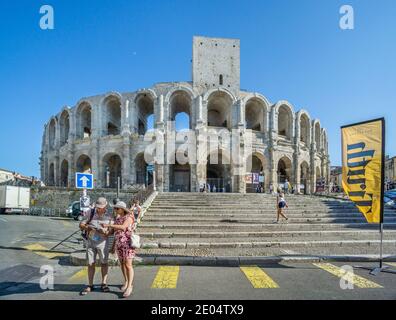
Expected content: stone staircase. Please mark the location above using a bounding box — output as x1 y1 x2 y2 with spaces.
137 192 396 257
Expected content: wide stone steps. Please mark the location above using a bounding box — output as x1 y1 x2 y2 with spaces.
139 229 396 239
150 207 396 216
139 222 396 231
144 213 396 218
140 217 396 225
137 193 396 256
140 238 396 249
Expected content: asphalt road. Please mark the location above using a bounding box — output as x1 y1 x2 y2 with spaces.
1 214 396 300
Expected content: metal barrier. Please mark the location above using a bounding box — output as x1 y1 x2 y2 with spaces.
26 207 67 217
131 183 155 205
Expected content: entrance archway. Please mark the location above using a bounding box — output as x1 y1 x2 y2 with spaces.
277 157 292 185
246 153 265 193
135 153 153 187
103 154 122 188
206 150 232 192
48 163 55 186
60 160 69 187
170 161 191 192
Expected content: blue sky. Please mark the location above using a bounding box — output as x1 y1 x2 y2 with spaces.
0 0 395 177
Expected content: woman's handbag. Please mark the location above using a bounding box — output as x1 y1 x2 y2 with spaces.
130 233 141 249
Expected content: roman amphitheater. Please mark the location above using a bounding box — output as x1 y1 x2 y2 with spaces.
40 36 330 193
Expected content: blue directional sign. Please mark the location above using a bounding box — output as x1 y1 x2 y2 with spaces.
75 172 93 189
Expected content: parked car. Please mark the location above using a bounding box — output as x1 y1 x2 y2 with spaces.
66 201 83 221
385 192 396 201
384 196 394 205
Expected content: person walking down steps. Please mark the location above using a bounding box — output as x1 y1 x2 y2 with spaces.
275 188 289 223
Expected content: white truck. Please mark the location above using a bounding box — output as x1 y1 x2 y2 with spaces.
0 185 30 214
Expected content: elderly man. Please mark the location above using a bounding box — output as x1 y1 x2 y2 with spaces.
79 197 113 295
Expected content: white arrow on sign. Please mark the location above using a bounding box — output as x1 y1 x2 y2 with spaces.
79 176 90 188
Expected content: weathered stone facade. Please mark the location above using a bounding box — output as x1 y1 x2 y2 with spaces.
40 36 330 194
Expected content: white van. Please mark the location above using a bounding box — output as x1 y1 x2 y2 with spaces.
0 186 30 214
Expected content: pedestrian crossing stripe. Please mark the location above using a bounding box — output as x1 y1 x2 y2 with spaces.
386 262 396 268
62 221 72 227
240 266 279 288
313 263 383 289
151 266 179 289
23 243 66 259
68 267 101 282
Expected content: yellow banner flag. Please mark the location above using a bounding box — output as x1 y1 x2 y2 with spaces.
341 118 385 223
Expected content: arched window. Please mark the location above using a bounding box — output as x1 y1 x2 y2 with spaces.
278 105 292 139
136 94 155 135
60 111 70 146
103 96 121 136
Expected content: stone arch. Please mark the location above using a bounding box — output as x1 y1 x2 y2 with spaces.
297 110 311 145
245 96 268 133
48 163 55 186
135 152 151 186
275 102 294 140
60 159 69 187
59 109 70 147
203 87 237 103
245 151 266 193
170 152 191 192
102 95 121 136
206 148 232 192
76 101 92 139
48 118 57 150
277 156 292 184
103 153 122 188
136 92 155 135
313 120 321 151
206 90 235 129
168 89 193 130
76 154 92 173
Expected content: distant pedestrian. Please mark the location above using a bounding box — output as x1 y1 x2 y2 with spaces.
131 199 142 225
269 183 274 195
101 201 135 298
275 189 289 223
284 179 289 194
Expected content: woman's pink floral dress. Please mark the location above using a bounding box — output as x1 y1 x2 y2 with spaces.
114 214 136 261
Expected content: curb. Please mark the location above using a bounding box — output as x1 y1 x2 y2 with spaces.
69 252 396 267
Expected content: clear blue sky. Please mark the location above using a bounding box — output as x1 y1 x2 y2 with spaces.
1 0 395 177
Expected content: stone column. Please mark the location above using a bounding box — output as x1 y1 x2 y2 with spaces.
91 104 101 188
269 147 277 191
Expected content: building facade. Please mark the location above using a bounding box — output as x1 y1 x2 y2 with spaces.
40 36 330 193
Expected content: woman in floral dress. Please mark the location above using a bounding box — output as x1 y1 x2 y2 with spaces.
101 201 135 298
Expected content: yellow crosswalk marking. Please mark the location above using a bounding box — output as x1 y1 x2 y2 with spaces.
386 262 396 268
313 263 382 289
68 267 101 282
23 243 66 259
240 266 279 288
69 268 88 282
62 221 72 227
151 266 180 289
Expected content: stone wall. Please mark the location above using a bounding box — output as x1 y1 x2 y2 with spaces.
30 186 138 210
